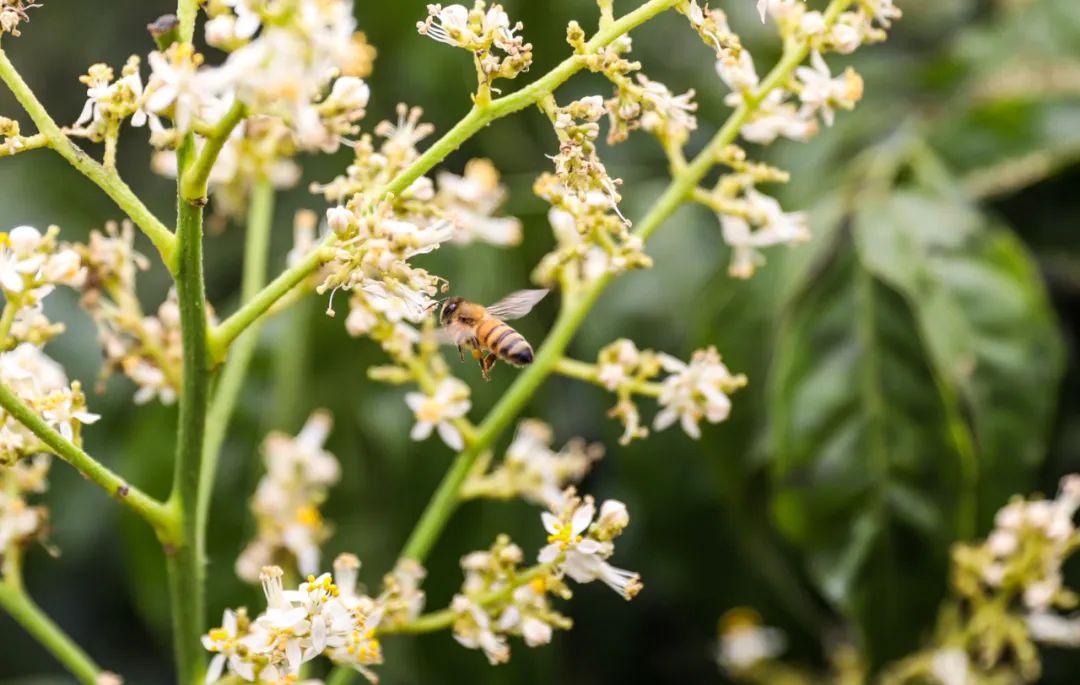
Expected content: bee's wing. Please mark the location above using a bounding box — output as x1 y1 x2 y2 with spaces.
485 289 549 321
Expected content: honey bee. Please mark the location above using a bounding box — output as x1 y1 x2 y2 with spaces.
439 289 549 381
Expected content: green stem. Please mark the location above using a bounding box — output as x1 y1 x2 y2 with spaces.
552 357 664 397
206 0 679 359
0 380 174 537
0 582 102 685
177 0 199 44
180 100 246 203
198 180 274 534
0 47 177 270
399 1 850 562
165 133 210 685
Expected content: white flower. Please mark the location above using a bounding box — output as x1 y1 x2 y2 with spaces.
930 648 972 685
437 159 523 247
737 90 817 144
405 378 471 451
653 347 745 439
718 611 786 672
795 52 864 127
1027 611 1080 647
451 595 510 665
146 44 223 132
202 610 256 683
0 226 44 293
237 412 340 582
720 190 809 279
538 497 642 599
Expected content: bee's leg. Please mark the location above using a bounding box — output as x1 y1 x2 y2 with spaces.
481 353 497 381
457 345 464 362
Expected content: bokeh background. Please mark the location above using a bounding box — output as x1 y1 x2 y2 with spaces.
2 0 1080 682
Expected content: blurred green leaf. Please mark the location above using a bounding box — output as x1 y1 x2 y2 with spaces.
766 171 1064 665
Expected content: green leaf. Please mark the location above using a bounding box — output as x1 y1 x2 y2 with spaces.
854 189 1064 522
766 183 1064 664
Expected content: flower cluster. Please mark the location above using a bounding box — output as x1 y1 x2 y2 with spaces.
462 419 603 508
533 96 652 288
417 2 533 98
589 34 699 149
0 225 99 460
675 0 891 278
0 0 39 37
563 340 746 444
450 535 572 665
539 490 641 599
696 146 808 278
204 561 384 684
71 221 185 405
66 0 375 217
236 411 340 582
69 57 158 153
437 158 523 247
878 475 1080 684
0 454 50 567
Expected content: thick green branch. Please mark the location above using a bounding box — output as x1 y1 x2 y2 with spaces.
198 180 274 532
180 100 246 203
166 134 210 685
0 582 102 685
0 380 173 537
206 0 680 358
0 47 177 270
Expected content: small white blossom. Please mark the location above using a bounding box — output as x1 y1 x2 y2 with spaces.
405 378 471 451
654 347 747 439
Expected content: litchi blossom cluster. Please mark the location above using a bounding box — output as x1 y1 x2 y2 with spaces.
566 339 746 445
590 34 699 148
0 0 39 37
675 0 892 278
65 0 375 217
203 561 383 684
417 2 533 97
236 411 340 582
462 419 603 508
0 225 99 457
447 491 639 665
0 454 50 565
695 146 808 278
533 96 652 288
450 535 572 664
720 476 1080 685
72 221 184 405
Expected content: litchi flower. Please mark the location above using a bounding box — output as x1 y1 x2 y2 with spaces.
794 51 864 127
539 494 642 599
451 595 510 665
202 609 256 683
405 378 471 450
654 347 747 439
237 412 340 581
436 159 523 247
717 608 786 673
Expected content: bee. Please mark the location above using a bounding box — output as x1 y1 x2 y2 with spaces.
440 289 549 381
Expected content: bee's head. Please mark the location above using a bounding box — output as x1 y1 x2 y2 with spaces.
440 296 465 325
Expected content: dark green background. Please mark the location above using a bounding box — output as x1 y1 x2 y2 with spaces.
2 0 1080 683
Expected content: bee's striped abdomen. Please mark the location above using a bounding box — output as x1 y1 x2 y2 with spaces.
478 317 534 367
